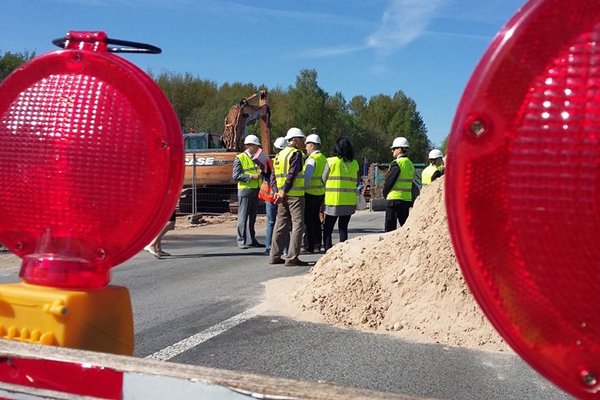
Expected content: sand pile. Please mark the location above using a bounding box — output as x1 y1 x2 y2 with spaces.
266 177 511 353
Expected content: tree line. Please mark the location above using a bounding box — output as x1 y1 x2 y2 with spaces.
151 68 434 164
0 50 35 82
1 50 443 164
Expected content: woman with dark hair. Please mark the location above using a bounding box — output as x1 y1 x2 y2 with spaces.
321 137 360 252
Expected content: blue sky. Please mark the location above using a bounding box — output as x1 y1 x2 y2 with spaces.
1 0 527 146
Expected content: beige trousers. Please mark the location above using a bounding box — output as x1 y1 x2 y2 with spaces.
270 195 305 261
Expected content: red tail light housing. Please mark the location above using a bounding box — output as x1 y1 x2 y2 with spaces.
446 0 600 398
0 32 184 289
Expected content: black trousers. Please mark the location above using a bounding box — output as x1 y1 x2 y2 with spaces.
323 214 351 252
304 193 324 252
384 199 412 232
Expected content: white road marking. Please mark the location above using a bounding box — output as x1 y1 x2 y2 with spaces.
145 303 269 361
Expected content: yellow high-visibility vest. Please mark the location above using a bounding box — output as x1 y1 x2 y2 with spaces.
275 147 305 196
421 164 438 185
236 152 260 189
386 156 414 201
324 156 359 206
304 151 326 196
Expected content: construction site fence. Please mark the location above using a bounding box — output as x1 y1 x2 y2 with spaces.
177 184 259 216
176 158 265 216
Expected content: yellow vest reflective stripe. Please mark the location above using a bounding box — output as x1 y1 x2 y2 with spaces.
236 152 260 189
421 164 438 185
324 157 359 206
275 147 305 196
304 151 326 195
386 157 414 201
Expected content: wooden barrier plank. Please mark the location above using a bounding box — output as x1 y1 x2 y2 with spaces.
0 340 434 400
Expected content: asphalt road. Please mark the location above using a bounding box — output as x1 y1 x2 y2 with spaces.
0 211 573 400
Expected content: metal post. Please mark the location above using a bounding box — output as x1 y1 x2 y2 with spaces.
192 153 197 215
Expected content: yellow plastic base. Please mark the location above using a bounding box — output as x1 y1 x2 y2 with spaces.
0 282 133 355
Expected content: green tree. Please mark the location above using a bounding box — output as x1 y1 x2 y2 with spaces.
361 94 400 162
348 95 367 118
150 71 218 131
323 92 353 155
440 134 450 156
0 50 35 82
324 91 375 164
150 67 433 166
286 69 328 142
346 95 374 162
360 91 430 164
387 91 431 164
267 86 294 144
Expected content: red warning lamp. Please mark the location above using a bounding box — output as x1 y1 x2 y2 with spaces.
0 31 183 289
446 0 600 398
0 31 183 355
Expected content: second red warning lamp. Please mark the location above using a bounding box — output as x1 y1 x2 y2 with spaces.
0 31 183 354
445 0 600 398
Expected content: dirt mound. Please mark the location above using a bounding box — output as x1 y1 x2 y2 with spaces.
268 178 510 353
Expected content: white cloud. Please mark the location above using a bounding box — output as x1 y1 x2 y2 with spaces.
297 0 449 60
298 44 369 59
367 0 449 55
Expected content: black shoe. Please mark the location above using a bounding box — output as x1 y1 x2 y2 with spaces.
251 242 265 248
238 245 249 249
285 258 309 267
269 258 285 265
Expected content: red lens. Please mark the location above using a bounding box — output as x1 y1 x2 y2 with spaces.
0 44 183 289
446 0 600 398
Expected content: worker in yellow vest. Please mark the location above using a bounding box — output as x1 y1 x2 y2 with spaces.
383 136 415 231
259 136 288 255
269 127 309 266
322 137 360 252
302 133 326 253
421 149 445 186
233 135 263 249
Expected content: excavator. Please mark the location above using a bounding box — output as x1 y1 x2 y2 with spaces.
179 90 271 214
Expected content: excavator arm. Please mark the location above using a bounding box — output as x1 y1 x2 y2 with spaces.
222 90 271 153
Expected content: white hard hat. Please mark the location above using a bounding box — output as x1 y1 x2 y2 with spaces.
273 137 288 150
305 134 321 145
244 134 261 146
391 137 409 148
428 149 444 159
285 127 305 140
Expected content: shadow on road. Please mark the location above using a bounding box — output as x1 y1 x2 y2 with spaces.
349 228 384 234
165 252 268 259
163 253 316 267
